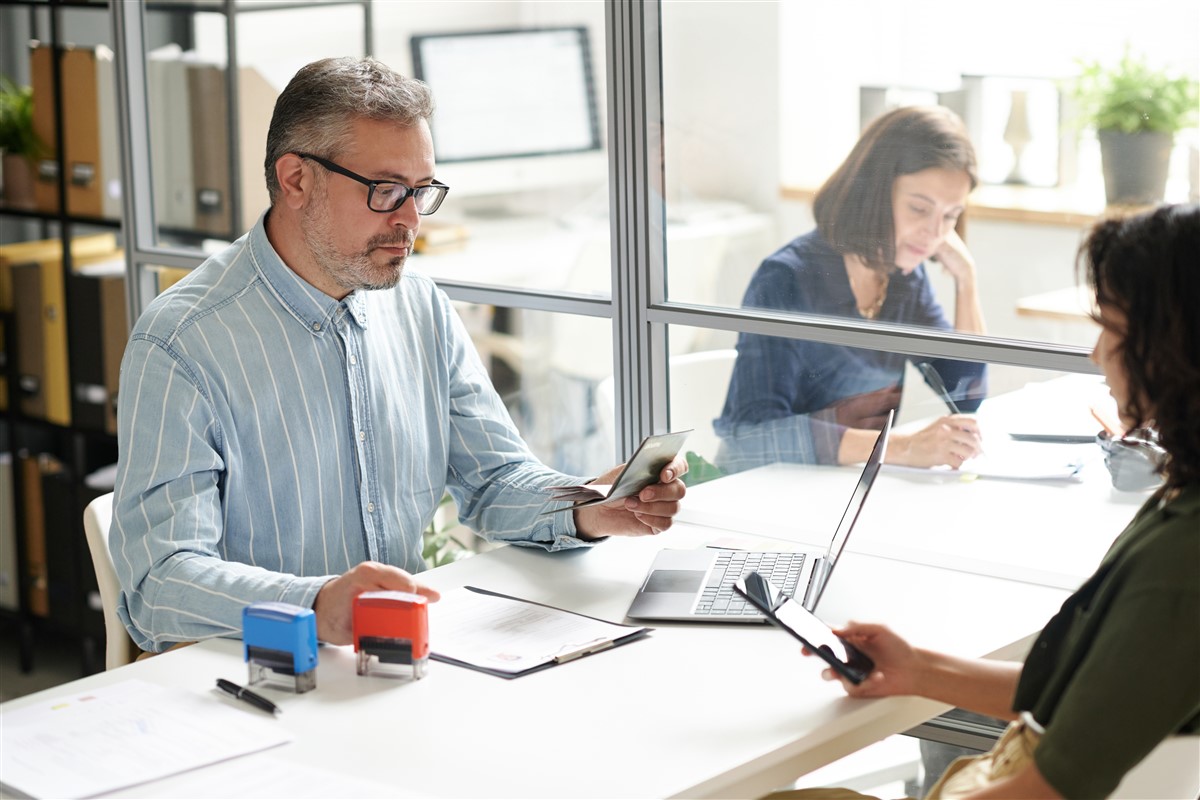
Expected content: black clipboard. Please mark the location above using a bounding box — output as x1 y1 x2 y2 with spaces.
429 586 651 679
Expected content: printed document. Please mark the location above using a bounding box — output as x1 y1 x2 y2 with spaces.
0 679 291 798
428 586 648 676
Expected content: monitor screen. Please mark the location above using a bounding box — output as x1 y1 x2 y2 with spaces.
411 27 602 164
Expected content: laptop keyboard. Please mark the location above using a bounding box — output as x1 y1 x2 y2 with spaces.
693 550 806 617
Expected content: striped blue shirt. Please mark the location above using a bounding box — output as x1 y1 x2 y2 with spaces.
112 215 592 652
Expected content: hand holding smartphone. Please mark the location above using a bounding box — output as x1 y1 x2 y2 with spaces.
734 571 875 684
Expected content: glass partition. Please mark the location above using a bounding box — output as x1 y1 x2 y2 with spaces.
659 1 1198 353
457 303 614 477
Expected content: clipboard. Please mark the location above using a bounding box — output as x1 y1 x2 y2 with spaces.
541 429 691 515
427 586 651 679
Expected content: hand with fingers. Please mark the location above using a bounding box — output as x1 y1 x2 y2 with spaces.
574 456 688 539
314 561 441 645
892 414 983 468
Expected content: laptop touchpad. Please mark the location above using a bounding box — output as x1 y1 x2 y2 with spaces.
644 569 704 593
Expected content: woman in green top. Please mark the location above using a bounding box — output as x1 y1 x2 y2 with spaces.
811 203 1200 799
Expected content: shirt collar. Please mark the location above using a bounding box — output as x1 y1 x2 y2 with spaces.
247 212 370 332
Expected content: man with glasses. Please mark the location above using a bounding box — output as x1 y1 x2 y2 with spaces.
112 57 687 654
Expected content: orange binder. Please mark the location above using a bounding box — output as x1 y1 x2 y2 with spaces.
18 453 52 617
12 264 47 421
29 42 59 214
0 232 119 311
12 256 72 426
61 45 104 218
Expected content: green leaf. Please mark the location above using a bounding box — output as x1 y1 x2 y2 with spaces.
682 451 726 487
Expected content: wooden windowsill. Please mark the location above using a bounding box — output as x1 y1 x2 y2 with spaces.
780 182 1172 228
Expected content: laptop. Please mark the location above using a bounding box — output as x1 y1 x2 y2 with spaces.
626 410 892 623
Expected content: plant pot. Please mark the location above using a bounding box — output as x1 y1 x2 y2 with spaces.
2 152 38 209
1097 129 1173 206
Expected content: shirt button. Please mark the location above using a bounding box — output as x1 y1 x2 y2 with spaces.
367 502 375 513
312 322 321 331
350 354 358 365
358 431 366 441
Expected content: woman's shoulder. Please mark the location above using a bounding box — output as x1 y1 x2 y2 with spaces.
775 229 839 266
751 231 839 288
1110 486 1200 589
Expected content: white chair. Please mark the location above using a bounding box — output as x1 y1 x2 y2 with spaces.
596 348 738 466
664 349 737 463
1109 735 1200 799
83 492 138 669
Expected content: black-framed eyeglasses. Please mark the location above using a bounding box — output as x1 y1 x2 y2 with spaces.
294 152 449 215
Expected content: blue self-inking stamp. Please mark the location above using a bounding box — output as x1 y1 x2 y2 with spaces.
242 601 318 693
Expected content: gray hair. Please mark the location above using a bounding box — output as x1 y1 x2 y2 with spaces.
264 57 435 204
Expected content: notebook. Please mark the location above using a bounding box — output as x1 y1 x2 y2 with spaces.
626 411 891 622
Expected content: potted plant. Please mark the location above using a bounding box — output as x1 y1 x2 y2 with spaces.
0 76 45 209
1069 48 1198 206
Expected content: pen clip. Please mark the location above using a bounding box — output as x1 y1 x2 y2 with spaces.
552 638 613 664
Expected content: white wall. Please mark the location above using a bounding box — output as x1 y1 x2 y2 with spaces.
778 0 1200 187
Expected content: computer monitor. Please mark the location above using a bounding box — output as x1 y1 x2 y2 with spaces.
411 26 606 199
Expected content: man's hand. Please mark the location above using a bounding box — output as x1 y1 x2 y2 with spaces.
574 455 688 539
313 561 440 645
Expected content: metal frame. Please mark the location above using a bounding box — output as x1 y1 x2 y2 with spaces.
113 0 373 321
112 0 1099 466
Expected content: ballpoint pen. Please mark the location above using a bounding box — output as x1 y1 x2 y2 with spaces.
216 677 281 715
917 361 962 415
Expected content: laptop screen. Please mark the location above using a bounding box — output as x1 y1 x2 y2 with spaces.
806 410 892 612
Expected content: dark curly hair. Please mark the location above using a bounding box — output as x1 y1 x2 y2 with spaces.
1079 203 1200 489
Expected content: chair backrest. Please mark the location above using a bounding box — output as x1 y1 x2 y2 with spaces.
666 349 737 463
1109 735 1200 799
83 492 137 669
595 349 738 465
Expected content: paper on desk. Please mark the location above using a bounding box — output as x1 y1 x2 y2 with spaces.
0 679 291 799
884 442 1085 482
428 586 648 676
961 440 1086 481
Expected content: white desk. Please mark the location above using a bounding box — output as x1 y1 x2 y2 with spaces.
682 376 1145 591
0 521 1071 800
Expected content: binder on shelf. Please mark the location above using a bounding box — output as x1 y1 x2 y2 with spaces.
12 255 74 427
42 466 82 631
68 257 128 435
18 452 58 618
29 42 59 214
0 233 119 311
187 60 233 237
0 454 18 612
183 59 278 237
11 264 48 421
60 45 105 218
236 65 276 231
147 45 196 231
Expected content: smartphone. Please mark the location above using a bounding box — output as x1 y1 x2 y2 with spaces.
734 571 875 684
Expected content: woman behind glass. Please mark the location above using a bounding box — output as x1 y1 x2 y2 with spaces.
716 106 987 471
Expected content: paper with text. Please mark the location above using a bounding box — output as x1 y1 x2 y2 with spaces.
0 679 291 799
428 587 644 675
